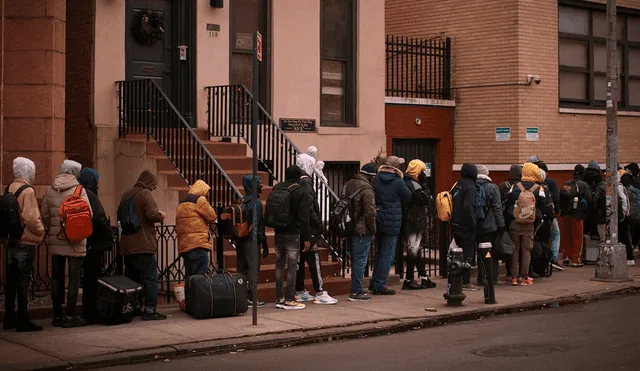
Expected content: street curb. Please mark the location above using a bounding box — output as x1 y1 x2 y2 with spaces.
33 284 640 371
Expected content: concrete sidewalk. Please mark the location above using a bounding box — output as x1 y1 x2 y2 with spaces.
1 267 639 371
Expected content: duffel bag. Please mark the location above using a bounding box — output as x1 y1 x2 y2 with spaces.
185 272 248 319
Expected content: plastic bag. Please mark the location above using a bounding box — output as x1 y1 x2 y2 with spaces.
174 283 186 312
449 238 459 252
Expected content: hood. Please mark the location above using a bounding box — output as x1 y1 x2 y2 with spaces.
509 164 522 182
52 173 80 192
406 160 426 180
522 162 542 183
460 162 478 182
379 165 403 179
285 165 304 182
573 164 586 180
13 157 36 183
135 170 158 190
584 167 603 184
78 168 99 194
625 163 639 177
60 160 82 178
477 174 492 183
189 180 210 197
296 153 316 177
540 169 547 182
307 146 318 159
621 171 634 187
242 175 262 194
588 160 601 171
377 170 401 184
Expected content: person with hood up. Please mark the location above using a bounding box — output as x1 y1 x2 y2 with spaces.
505 163 548 286
622 163 640 250
236 175 268 308
41 160 92 328
618 170 635 266
315 160 331 222
118 170 167 320
3 157 45 332
474 165 505 287
307 146 318 159
294 153 337 304
176 180 217 278
451 162 478 290
561 165 592 267
401 160 437 290
584 160 607 243
498 165 523 204
538 163 563 271
78 168 112 324
371 156 412 295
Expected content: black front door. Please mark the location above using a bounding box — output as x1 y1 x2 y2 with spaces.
391 139 437 196
125 0 173 96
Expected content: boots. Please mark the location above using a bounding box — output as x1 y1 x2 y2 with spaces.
3 311 16 331
15 314 43 333
402 279 423 290
420 277 437 289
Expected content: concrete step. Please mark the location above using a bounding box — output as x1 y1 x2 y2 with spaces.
223 247 331 268
229 261 343 284
145 140 247 157
152 155 254 173
251 276 351 303
159 170 268 188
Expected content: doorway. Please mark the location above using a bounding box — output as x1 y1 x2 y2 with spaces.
391 139 437 196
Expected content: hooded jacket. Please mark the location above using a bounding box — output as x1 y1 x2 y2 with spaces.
498 164 522 204
176 180 217 255
505 163 549 235
475 174 505 235
584 161 606 225
273 166 311 243
9 157 45 245
297 154 323 235
451 163 478 247
402 160 430 234
241 175 266 244
562 165 593 219
344 173 376 236
375 165 412 236
78 168 112 252
118 171 165 255
41 162 93 257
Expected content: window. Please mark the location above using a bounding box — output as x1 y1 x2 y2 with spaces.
558 3 640 111
321 0 356 126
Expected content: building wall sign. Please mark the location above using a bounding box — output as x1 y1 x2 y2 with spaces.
495 127 511 141
280 118 317 132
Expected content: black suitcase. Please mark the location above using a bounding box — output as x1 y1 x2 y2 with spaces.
97 275 143 325
185 272 248 319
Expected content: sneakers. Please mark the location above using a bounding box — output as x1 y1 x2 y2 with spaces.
276 300 306 310
628 260 636 267
314 291 338 305
52 316 63 327
62 316 87 328
563 257 571 265
511 277 519 286
16 319 43 333
371 287 396 295
247 299 266 308
3 313 16 331
462 283 479 291
521 277 534 286
402 280 423 290
570 261 584 267
295 290 315 302
348 292 372 302
421 277 437 289
141 312 167 321
552 261 564 271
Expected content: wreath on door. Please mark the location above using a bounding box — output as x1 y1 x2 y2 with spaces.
131 9 165 46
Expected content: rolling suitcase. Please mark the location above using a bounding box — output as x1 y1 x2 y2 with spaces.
185 271 248 319
583 234 600 264
97 275 143 325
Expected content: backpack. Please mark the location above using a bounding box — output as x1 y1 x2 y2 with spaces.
0 184 33 241
531 240 552 278
118 189 142 235
58 185 93 244
219 201 252 240
436 183 457 222
628 186 640 224
559 180 580 214
330 184 368 237
513 183 539 225
264 182 301 229
475 183 490 220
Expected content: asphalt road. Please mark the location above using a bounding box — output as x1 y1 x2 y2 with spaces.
104 294 640 371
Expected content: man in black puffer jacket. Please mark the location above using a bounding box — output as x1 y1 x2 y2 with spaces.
451 163 478 289
584 160 607 242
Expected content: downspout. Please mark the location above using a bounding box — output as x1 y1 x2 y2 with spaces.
1 0 5 188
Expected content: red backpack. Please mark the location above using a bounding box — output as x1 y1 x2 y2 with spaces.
58 185 93 243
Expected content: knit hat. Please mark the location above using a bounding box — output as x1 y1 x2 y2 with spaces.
360 162 377 176
385 156 405 169
527 155 542 164
476 164 489 176
587 160 601 171
574 164 586 179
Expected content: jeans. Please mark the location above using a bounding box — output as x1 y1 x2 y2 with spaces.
551 218 561 262
82 249 104 322
406 232 426 280
52 255 84 317
476 232 500 283
350 235 373 295
124 254 159 314
4 244 36 318
371 235 398 291
275 234 300 302
236 238 260 298
182 248 209 278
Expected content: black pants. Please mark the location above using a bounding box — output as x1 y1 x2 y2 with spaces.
4 244 36 319
476 232 500 283
620 218 634 261
124 254 159 314
295 249 324 294
82 249 104 322
236 238 260 298
452 225 474 285
52 255 84 318
405 232 427 280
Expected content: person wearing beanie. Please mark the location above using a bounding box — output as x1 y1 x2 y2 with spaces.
344 162 377 301
41 160 93 328
538 163 562 271
451 163 478 289
560 164 592 267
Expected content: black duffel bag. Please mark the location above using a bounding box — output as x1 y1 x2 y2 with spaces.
185 271 248 319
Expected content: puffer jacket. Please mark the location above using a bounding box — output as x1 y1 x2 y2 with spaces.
475 174 505 235
176 180 217 254
584 165 606 225
452 163 478 248
118 171 165 255
41 174 92 257
8 178 45 245
344 173 376 236
375 165 412 236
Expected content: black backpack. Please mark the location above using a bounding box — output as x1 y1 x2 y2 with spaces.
559 180 580 214
264 183 301 229
118 190 142 235
330 184 368 237
531 240 553 278
0 184 33 240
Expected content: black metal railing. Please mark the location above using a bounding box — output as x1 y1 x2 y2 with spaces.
117 79 243 208
386 35 451 100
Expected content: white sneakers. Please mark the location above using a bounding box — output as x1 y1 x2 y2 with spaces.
294 290 315 302
314 291 338 305
628 260 636 267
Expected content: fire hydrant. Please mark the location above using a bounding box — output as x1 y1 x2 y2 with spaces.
444 246 470 306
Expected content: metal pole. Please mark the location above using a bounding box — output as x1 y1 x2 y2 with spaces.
594 0 630 282
250 31 260 325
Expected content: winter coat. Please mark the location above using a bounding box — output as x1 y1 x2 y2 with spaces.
584 167 606 225
544 177 560 215
41 174 93 257
300 176 323 236
451 163 477 248
505 163 549 236
375 165 412 236
78 169 112 252
344 173 376 236
176 180 217 255
8 178 45 245
274 166 311 243
562 172 593 220
475 175 505 235
241 175 266 244
118 171 165 255
402 173 430 234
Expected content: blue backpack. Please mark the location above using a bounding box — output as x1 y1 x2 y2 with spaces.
475 183 490 220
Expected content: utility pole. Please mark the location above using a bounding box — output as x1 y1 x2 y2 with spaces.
594 0 629 282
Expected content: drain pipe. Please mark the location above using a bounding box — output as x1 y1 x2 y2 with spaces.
1 0 5 188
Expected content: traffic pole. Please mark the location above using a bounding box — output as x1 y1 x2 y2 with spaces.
250 31 262 325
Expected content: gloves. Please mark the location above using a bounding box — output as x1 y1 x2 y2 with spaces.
261 241 269 259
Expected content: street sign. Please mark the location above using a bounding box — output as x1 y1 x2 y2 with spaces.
256 31 263 62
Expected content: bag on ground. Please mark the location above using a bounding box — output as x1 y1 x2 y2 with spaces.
59 185 93 243
219 202 251 239
97 275 143 326
0 184 32 240
513 183 539 225
264 183 300 229
436 183 457 222
531 240 552 278
185 272 248 319
495 230 514 255
174 283 186 312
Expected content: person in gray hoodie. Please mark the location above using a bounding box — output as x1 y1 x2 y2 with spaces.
475 165 505 286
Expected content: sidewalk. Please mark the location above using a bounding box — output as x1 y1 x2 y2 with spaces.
1 266 639 371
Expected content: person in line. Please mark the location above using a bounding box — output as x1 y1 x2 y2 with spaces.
623 163 640 251
371 156 412 295
584 161 607 243
474 165 505 287
401 159 437 290
41 160 92 328
344 163 377 302
273 166 311 310
3 157 45 332
78 168 112 325
176 180 217 278
118 170 167 320
538 163 563 271
561 165 592 268
619 169 635 266
451 163 478 290
497 164 522 279
236 175 268 308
